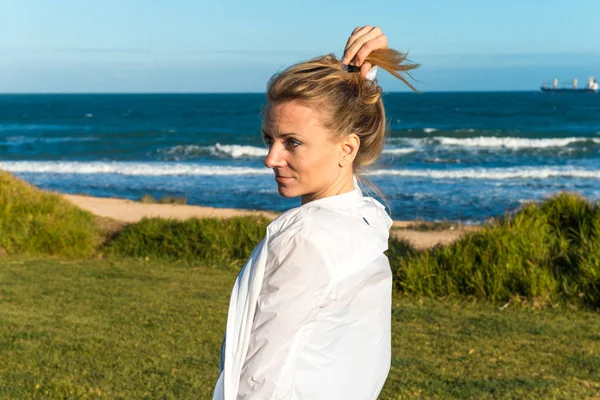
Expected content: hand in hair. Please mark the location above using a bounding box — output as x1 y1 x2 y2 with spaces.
342 26 388 78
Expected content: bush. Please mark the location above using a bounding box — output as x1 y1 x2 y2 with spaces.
139 193 188 205
106 216 270 268
0 171 100 257
389 193 600 308
3 168 599 309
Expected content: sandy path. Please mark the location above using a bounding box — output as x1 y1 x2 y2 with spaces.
63 194 478 250
63 194 280 222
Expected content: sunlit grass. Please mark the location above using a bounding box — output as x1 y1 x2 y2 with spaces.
0 171 100 258
1 257 598 399
395 193 600 309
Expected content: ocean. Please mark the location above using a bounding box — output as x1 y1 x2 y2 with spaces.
1 92 599 222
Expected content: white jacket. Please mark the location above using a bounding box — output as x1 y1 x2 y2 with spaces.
213 186 393 400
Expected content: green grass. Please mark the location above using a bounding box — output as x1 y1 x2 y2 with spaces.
394 193 600 309
2 170 600 309
139 194 188 205
0 257 229 399
106 216 270 268
0 171 101 258
1 257 598 399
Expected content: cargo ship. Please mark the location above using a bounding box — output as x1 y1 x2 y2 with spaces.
541 76 598 93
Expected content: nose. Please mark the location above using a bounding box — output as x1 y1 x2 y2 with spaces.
264 143 286 169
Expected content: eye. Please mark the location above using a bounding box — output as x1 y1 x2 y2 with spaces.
262 134 273 147
285 138 302 150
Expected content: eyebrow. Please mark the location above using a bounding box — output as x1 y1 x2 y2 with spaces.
261 129 302 139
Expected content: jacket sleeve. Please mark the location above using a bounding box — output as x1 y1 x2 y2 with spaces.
236 230 334 399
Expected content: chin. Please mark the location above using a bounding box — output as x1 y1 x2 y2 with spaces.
276 186 300 198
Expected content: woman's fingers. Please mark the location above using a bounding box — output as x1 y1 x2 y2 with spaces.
353 34 388 67
343 25 373 56
342 25 373 64
359 61 373 79
342 25 378 64
341 25 369 64
342 25 386 66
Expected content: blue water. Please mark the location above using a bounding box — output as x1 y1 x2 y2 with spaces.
1 93 599 222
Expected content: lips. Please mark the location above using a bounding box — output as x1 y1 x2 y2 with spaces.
275 175 293 183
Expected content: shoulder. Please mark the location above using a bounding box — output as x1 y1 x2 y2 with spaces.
267 204 370 244
265 203 387 276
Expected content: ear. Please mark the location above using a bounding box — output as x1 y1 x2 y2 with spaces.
339 134 360 167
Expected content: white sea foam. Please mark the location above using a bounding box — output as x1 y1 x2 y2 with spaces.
164 144 417 159
368 167 600 179
158 136 600 160
213 143 268 158
387 136 600 150
423 128 437 134
3 161 599 180
382 148 416 155
386 138 424 146
161 143 268 159
436 136 600 149
0 161 271 176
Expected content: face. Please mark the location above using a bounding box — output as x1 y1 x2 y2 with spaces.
262 101 346 204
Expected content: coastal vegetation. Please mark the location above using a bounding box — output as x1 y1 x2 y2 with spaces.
393 193 600 309
1 171 599 398
106 215 270 268
1 171 599 309
0 171 100 258
139 193 188 205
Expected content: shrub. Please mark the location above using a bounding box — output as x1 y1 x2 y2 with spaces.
0 171 100 257
106 216 270 268
139 193 188 205
391 193 600 308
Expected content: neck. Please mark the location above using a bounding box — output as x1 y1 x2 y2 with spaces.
301 169 355 205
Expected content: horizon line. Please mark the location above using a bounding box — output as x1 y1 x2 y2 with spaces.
0 89 545 96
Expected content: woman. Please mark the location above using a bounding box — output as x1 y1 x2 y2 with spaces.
213 26 418 399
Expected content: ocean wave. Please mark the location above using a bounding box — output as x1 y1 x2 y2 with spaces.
3 161 600 180
161 144 416 159
155 136 600 160
436 136 600 149
382 148 416 155
159 143 268 159
0 161 272 176
0 123 76 132
387 136 600 150
369 167 600 179
1 135 98 145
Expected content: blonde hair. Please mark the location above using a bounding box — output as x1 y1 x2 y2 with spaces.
266 48 419 203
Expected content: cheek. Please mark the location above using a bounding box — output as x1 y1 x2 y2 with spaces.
296 147 339 177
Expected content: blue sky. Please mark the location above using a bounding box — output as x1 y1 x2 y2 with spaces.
2 0 599 92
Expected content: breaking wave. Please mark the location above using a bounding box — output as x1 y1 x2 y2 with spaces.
3 161 600 180
369 166 600 179
435 136 600 149
159 143 268 159
0 161 272 176
160 143 417 159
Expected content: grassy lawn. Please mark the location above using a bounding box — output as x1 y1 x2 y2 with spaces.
1 257 599 399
